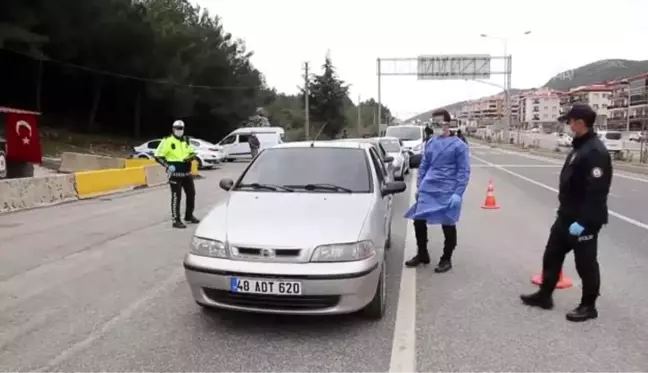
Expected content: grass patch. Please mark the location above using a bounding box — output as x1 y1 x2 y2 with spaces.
39 127 135 158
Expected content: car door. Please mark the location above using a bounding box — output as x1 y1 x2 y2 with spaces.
368 147 392 241
218 135 237 158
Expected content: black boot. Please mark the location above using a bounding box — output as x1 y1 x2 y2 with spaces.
520 291 554 310
173 220 187 229
566 304 598 322
185 216 200 224
405 255 430 268
434 259 452 273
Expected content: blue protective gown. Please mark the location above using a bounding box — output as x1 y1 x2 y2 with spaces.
404 135 471 225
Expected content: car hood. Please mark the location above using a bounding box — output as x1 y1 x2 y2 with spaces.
387 152 403 162
195 192 373 248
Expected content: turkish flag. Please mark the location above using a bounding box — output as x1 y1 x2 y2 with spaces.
5 113 43 163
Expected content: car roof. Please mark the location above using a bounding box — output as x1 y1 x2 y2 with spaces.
272 140 373 150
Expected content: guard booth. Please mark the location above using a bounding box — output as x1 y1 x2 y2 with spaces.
0 106 41 179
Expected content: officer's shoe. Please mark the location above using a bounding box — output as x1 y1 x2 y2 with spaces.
566 305 598 322
173 220 187 229
405 256 430 268
185 216 200 224
520 291 554 310
434 259 452 273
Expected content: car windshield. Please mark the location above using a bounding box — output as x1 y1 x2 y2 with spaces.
379 139 401 152
385 126 422 141
236 147 372 193
605 132 622 140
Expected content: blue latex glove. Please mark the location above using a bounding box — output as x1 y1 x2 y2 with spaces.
448 193 462 208
569 222 585 236
167 165 176 174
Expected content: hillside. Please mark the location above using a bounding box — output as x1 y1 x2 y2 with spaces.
406 59 648 122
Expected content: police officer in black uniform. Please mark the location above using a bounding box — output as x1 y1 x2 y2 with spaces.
520 103 612 322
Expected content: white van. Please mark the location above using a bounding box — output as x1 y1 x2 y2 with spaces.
597 131 624 154
219 127 285 161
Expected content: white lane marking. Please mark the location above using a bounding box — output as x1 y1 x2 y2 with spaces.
491 146 648 183
472 164 561 168
471 154 648 231
389 173 417 373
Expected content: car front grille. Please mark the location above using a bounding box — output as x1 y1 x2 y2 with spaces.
203 288 340 311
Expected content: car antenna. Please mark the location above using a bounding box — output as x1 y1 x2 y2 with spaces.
310 122 329 147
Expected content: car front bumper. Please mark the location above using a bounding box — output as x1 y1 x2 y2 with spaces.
183 253 381 315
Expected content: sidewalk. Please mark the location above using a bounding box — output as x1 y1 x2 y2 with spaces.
411 161 648 372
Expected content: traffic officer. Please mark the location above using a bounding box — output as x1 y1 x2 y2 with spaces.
520 103 613 322
154 120 200 229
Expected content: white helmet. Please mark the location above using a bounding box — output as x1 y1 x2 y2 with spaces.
172 120 185 129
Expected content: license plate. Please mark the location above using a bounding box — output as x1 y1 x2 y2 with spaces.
229 277 302 295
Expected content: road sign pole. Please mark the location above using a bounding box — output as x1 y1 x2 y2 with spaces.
377 58 382 135
304 62 310 141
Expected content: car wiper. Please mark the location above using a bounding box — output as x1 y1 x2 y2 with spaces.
237 183 294 192
285 183 353 193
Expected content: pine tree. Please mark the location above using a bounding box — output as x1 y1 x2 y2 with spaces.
307 53 350 139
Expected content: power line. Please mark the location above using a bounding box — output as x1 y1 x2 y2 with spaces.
0 46 260 91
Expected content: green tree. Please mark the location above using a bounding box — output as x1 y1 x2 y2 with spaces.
306 55 349 139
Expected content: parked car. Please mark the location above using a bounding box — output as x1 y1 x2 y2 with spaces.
218 127 284 162
130 137 226 169
0 136 6 179
183 140 407 319
628 132 646 142
556 133 573 147
375 136 409 181
596 131 624 155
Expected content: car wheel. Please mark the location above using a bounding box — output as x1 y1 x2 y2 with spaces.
362 263 386 320
137 154 149 159
0 151 7 179
197 158 204 169
226 158 234 162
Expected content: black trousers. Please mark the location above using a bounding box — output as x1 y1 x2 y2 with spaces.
540 216 601 306
169 176 196 221
414 219 457 262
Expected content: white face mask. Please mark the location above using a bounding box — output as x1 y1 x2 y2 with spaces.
173 129 184 137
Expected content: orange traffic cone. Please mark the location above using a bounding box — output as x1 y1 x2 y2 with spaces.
531 271 573 289
481 179 500 209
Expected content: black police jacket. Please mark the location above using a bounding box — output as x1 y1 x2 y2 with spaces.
557 131 612 228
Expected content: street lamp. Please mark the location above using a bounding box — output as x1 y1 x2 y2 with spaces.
479 31 532 140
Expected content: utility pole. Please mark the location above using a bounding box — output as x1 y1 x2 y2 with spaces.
304 62 310 140
357 94 362 136
377 58 382 135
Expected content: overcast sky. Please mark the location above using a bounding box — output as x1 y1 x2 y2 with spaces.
196 0 647 120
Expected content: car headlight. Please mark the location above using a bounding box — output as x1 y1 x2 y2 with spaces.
310 240 375 262
191 236 229 258
412 143 422 152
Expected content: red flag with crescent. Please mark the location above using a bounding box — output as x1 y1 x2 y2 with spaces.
5 113 42 163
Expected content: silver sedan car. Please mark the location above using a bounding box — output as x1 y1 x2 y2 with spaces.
183 141 407 319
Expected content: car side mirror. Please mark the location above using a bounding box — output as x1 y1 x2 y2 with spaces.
219 178 234 191
383 155 394 163
381 181 407 197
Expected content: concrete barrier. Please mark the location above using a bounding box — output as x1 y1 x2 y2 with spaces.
0 174 77 213
74 167 146 199
125 158 156 168
59 152 126 173
144 165 168 186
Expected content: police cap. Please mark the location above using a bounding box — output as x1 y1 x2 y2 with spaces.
558 103 596 127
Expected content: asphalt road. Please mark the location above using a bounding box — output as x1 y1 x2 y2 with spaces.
1 149 648 372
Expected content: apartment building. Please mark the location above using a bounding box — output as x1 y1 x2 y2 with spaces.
606 79 629 131
628 72 648 132
458 94 521 127
566 84 611 128
518 89 561 129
